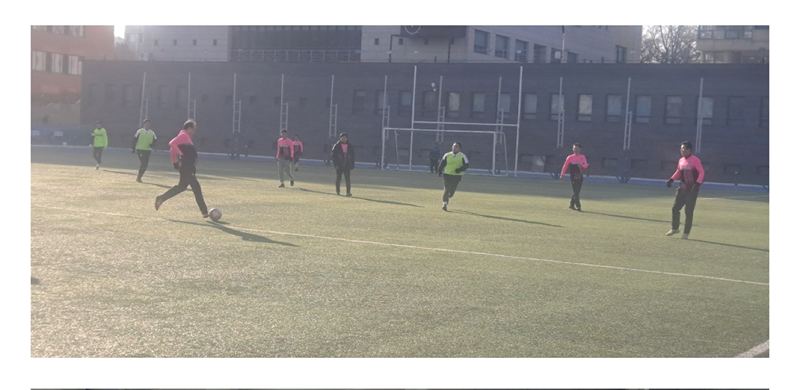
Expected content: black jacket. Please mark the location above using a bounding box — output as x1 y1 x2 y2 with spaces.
331 141 355 170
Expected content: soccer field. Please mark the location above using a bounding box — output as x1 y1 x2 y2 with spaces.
30 146 769 357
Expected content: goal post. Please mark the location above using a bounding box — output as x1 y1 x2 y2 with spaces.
381 127 512 176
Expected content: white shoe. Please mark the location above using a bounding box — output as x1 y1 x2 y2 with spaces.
681 233 689 239
95 164 99 170
666 229 680 236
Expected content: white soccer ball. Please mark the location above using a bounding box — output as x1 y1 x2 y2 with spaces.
209 208 222 222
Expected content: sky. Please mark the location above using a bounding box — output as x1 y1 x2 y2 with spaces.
114 24 124 38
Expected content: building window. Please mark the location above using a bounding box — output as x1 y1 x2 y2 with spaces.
213 39 218 46
474 30 488 54
704 52 715 64
498 93 511 116
635 95 651 123
32 51 46 71
606 95 622 122
515 39 528 62
698 97 713 125
225 95 232 104
615 46 627 63
577 94 592 121
173 39 178 46
154 39 158 46
73 26 84 37
398 38 404 45
398 91 412 116
193 39 197 46
352 89 366 114
375 91 388 115
744 26 754 39
533 44 546 63
122 84 135 107
105 84 116 106
567 52 578 63
274 97 281 106
300 97 307 107
86 84 96 106
157 86 168 108
665 96 682 124
52 26 64 34
699 25 714 39
50 53 63 73
551 48 563 63
760 97 769 128
495 35 509 59
550 94 564 120
523 93 537 119
422 91 437 117
374 38 379 45
423 38 429 45
724 26 744 39
248 96 256 104
471 92 485 118
447 92 460 118
727 96 746 126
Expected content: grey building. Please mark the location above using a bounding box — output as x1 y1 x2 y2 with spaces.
696 25 769 64
79 61 768 185
125 25 231 61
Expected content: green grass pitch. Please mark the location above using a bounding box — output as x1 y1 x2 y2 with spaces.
31 147 768 357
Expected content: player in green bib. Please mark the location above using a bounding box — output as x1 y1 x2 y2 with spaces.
90 121 108 170
131 119 157 182
437 141 469 211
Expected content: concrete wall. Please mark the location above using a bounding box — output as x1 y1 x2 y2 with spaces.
80 61 769 185
125 26 230 61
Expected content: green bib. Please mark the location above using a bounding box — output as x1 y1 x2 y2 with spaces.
444 152 465 176
136 129 155 150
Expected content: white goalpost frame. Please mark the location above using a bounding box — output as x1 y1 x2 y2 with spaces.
382 127 508 175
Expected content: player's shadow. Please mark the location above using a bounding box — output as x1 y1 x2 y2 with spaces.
581 210 671 224
690 239 768 253
451 210 562 227
166 219 297 246
101 169 172 188
31 277 40 285
294 187 421 207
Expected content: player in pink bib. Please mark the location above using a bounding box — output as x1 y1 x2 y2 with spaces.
560 143 589 211
666 141 705 239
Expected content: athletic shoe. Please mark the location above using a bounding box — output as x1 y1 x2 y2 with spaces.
576 207 582 212
569 205 576 210
202 214 209 218
336 191 340 195
278 183 285 188
290 180 294 186
666 229 680 236
154 196 163 211
95 164 99 170
346 192 352 197
136 178 143 183
681 233 689 239
442 202 448 211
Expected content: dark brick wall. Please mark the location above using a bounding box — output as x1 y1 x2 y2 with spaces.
80 61 768 184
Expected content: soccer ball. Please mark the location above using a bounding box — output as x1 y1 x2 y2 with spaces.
209 208 222 221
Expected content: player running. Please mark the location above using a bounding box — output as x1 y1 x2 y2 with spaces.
666 141 705 239
560 143 589 211
438 141 469 211
331 132 355 196
154 120 209 218
131 119 157 182
90 121 107 170
292 135 304 171
276 129 295 187
428 143 441 173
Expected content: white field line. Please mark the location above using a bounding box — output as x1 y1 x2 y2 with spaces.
32 205 769 287
735 340 769 357
701 194 770 201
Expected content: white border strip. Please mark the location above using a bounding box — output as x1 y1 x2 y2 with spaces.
32 205 769 287
735 340 769 357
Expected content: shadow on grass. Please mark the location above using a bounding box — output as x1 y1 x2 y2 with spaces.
166 219 297 247
691 239 768 253
294 187 422 208
581 210 671 224
450 210 562 227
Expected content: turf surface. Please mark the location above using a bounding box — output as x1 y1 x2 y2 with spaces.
31 147 768 357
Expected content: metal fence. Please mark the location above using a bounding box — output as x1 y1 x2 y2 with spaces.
231 49 362 63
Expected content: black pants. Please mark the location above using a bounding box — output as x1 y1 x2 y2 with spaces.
570 178 583 209
93 147 103 164
159 168 208 215
672 186 699 234
429 158 438 173
335 168 351 194
442 174 462 202
136 150 151 179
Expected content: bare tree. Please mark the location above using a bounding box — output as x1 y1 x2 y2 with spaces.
640 25 701 64
114 37 138 61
